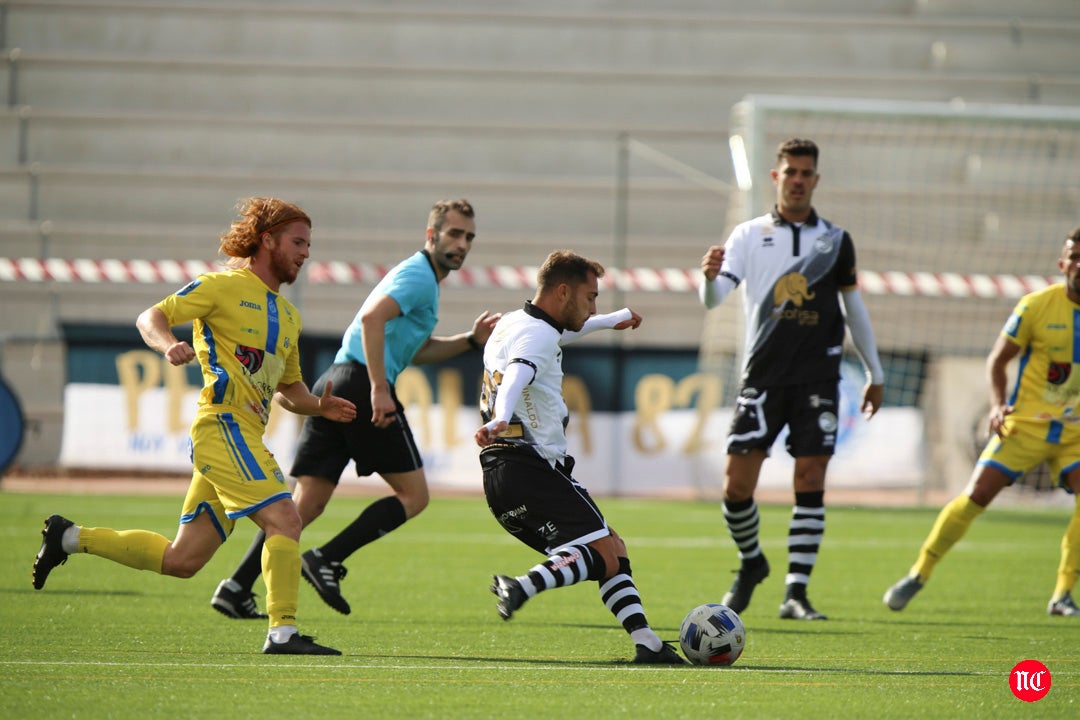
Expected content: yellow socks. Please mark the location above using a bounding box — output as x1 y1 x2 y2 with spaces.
263 534 300 629
78 527 169 573
911 495 985 581
1052 496 1080 600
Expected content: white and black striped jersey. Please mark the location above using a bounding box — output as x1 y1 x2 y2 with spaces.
719 208 858 387
479 301 630 465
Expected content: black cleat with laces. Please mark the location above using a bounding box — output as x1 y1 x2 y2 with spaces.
490 575 527 620
721 556 770 614
633 642 689 665
33 515 74 590
211 578 268 620
779 595 828 620
262 633 342 656
301 548 351 615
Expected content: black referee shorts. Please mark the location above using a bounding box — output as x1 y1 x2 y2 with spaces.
290 361 423 482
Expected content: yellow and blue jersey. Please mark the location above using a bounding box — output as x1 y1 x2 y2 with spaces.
972 282 1080 487
156 267 303 430
1002 282 1080 432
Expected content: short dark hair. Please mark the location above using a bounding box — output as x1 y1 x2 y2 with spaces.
1068 227 1080 244
777 138 819 166
537 250 605 292
428 198 475 234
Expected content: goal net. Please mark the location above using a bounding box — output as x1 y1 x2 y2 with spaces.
704 95 1080 501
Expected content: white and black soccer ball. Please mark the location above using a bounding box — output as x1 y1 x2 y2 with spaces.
679 603 745 666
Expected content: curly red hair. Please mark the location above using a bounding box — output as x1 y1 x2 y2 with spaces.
219 197 311 268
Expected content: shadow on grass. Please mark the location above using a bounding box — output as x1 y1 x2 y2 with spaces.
1 587 143 597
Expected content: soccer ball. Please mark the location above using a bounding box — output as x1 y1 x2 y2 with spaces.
679 603 745 666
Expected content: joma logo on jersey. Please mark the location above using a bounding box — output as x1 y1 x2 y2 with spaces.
239 300 263 311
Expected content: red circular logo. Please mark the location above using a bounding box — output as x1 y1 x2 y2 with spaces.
1010 660 1051 702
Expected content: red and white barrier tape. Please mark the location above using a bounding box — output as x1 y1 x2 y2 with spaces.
0 257 1057 298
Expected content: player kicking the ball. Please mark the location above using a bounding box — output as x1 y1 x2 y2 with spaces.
475 250 686 664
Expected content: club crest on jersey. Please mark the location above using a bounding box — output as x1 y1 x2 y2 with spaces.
235 344 265 374
773 272 816 311
814 236 833 253
1048 362 1071 385
818 411 838 433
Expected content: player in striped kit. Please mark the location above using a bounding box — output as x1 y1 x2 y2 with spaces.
475 250 685 663
885 228 1080 617
699 138 885 620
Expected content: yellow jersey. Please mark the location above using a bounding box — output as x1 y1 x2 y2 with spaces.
156 267 303 429
1002 282 1080 430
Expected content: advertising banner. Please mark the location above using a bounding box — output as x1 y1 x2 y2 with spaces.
60 350 924 496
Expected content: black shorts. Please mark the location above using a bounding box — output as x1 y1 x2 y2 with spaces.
290 361 423 482
481 447 609 555
727 379 839 458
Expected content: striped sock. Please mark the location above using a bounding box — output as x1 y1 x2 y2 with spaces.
517 544 605 598
723 497 764 563
599 557 651 637
786 491 825 598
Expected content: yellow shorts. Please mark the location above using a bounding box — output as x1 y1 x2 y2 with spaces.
180 411 292 541
978 418 1080 489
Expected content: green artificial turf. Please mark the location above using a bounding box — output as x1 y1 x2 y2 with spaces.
2 490 1075 719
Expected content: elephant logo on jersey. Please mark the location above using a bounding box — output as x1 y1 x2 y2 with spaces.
773 272 816 311
1049 362 1071 385
235 345 265 374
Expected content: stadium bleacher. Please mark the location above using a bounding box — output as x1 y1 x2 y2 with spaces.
1 0 1078 466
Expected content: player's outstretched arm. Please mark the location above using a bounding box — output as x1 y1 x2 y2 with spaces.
413 310 503 364
562 308 640 345
274 380 357 422
613 309 642 330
